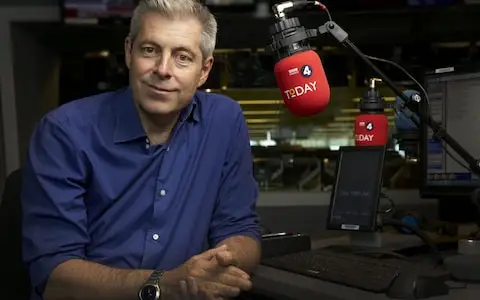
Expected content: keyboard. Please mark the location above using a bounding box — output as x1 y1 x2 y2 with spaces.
261 248 447 293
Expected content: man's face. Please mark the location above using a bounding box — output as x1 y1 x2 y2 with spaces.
125 12 213 116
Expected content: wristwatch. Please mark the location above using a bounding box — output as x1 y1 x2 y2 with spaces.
138 270 165 300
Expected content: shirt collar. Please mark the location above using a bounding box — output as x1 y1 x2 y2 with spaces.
113 87 200 144
180 94 200 123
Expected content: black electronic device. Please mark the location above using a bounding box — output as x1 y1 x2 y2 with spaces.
261 248 451 298
261 233 311 258
327 146 386 232
420 67 480 198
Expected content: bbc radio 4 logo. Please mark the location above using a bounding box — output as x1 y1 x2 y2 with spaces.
359 121 374 131
356 121 375 142
284 64 316 100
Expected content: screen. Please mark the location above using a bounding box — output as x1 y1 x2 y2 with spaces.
63 0 136 24
422 68 480 197
327 146 385 232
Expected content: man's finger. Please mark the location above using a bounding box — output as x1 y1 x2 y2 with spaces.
198 245 228 260
210 282 241 298
179 280 190 300
217 272 252 291
226 265 250 280
186 276 199 297
215 250 237 267
196 254 224 273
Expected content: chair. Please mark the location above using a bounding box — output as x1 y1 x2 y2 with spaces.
0 169 31 300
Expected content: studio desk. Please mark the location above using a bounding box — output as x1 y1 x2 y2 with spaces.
248 232 480 300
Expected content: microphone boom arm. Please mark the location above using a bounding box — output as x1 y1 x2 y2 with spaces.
317 20 480 177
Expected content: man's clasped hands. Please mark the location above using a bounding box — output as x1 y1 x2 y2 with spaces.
164 245 253 300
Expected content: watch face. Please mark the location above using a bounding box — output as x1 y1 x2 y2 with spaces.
140 285 159 300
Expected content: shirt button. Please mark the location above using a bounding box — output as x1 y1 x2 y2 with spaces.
159 189 166 196
152 234 159 240
166 147 170 152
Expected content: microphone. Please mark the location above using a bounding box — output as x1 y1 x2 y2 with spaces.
268 1 330 117
354 78 389 146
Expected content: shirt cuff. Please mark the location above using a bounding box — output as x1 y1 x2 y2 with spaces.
214 229 262 247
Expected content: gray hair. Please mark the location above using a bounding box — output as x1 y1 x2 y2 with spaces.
129 0 218 58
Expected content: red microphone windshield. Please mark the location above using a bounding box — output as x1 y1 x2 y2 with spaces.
355 114 389 146
274 50 330 117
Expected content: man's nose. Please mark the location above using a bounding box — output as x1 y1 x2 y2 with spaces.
154 56 173 78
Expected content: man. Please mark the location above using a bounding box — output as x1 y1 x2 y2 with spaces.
21 1 262 300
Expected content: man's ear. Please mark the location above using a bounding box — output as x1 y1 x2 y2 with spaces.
197 56 214 87
124 37 133 69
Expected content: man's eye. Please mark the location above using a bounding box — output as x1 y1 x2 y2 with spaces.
178 54 191 61
141 47 155 55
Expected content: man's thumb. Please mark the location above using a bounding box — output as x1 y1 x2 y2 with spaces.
215 251 231 266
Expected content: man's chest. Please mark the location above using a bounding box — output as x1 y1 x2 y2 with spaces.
83 126 229 227
79 125 232 268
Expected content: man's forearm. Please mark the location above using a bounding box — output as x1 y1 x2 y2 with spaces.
44 259 152 300
217 235 261 273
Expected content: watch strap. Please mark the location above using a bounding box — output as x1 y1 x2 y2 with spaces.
146 270 165 285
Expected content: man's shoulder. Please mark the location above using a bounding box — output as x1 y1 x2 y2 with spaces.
195 90 243 121
45 89 121 128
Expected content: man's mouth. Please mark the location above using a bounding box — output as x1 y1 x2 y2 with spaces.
147 84 174 93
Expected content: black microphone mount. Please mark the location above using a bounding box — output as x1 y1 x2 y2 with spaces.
268 17 317 61
317 19 480 176
268 1 320 61
359 78 388 114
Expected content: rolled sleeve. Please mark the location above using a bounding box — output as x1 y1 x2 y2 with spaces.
209 107 262 247
21 116 90 295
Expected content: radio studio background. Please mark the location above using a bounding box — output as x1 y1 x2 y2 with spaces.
2 0 480 235
2 0 480 299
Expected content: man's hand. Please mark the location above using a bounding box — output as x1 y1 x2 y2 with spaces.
163 245 252 300
215 246 239 268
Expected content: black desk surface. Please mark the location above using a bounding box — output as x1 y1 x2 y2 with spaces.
252 233 480 300
252 265 480 300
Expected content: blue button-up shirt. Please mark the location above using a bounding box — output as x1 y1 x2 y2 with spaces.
21 87 261 299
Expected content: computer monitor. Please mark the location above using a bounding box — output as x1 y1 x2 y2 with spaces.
327 146 386 232
420 67 480 198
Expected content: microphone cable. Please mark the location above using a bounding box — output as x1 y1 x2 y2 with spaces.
312 1 333 21
310 1 470 172
364 55 470 172
363 55 431 110
305 2 450 266
378 192 395 214
381 217 445 266
286 1 469 173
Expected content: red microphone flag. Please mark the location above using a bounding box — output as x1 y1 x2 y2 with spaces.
274 50 331 117
354 114 389 146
